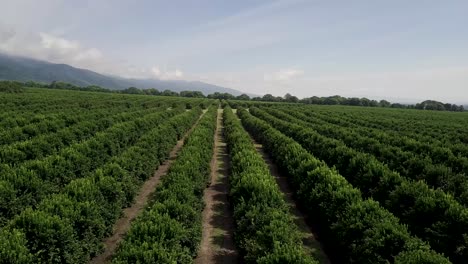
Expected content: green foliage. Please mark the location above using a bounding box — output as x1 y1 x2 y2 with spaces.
0 81 24 93
257 244 317 264
395 249 452 264
113 214 193 264
0 89 213 263
0 229 34 264
416 100 464 112
238 108 449 263
207 92 235 100
249 106 468 262
266 106 468 207
224 106 318 263
9 208 85 263
121 87 144 94
0 109 203 263
112 106 217 263
236 93 250 100
180 90 205 98
296 95 463 111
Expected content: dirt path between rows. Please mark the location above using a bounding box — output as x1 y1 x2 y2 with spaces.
195 108 238 264
239 110 331 264
90 110 206 264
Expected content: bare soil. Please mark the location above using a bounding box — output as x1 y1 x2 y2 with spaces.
195 108 238 264
90 110 206 264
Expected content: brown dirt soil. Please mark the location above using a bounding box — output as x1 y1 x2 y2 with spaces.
90 110 206 264
194 108 238 264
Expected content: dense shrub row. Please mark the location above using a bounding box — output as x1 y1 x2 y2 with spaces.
0 88 210 129
249 107 468 263
265 107 468 207
0 108 183 226
0 91 152 126
358 108 468 143
278 105 468 169
112 106 217 263
0 106 132 146
0 107 165 165
0 81 25 93
237 108 450 264
223 106 317 263
288 107 468 177
297 105 468 155
0 108 203 263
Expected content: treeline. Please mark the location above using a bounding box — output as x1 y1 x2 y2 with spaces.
14 80 249 100
415 100 465 112
302 96 464 112
0 81 25 93
236 94 464 112
5 80 464 112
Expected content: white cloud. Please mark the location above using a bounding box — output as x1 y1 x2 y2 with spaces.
116 66 184 80
264 68 304 81
151 67 184 80
73 48 103 61
0 23 184 80
0 24 105 70
39 32 103 62
40 32 79 51
151 67 161 76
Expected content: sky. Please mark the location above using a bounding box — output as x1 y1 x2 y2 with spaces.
0 0 467 103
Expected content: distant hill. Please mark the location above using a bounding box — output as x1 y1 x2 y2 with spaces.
0 53 246 95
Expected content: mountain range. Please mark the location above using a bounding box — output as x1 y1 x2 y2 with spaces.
0 53 247 96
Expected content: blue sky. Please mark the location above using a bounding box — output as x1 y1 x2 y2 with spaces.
1 0 467 102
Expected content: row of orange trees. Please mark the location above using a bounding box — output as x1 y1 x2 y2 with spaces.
0 89 157 127
281 105 468 175
0 108 183 225
223 106 317 263
113 106 217 263
264 106 468 207
249 106 468 263
238 107 450 264
0 107 163 165
295 105 468 156
0 88 209 132
0 106 203 263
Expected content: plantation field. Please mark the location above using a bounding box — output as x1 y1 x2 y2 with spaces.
0 88 213 263
237 102 468 264
1 88 467 263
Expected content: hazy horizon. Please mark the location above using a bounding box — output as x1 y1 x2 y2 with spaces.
1 0 467 103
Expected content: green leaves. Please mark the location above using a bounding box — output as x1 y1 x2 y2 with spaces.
0 229 33 264
238 107 449 263
10 208 84 264
0 98 209 263
224 106 318 264
113 106 217 263
249 105 468 262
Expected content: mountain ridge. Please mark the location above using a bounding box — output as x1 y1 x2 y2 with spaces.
0 53 247 96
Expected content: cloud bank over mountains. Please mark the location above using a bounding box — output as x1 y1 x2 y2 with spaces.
0 23 184 81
